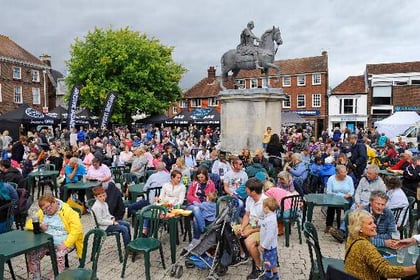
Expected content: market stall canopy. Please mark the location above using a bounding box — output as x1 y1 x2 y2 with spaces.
46 105 67 121
374 111 420 139
281 111 306 125
191 108 220 125
138 114 169 124
0 103 55 125
165 110 194 125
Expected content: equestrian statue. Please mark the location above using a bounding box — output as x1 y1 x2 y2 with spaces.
220 21 283 90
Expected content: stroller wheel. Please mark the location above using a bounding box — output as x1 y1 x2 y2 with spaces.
185 259 195 269
175 265 183 278
170 265 177 277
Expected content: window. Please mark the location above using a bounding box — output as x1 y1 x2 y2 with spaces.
32 88 41 105
13 66 21 79
179 100 187 108
372 86 391 105
32 70 40 82
172 106 177 114
191 98 201 108
208 97 218 107
312 94 321 107
297 94 306 107
339 98 358 114
14 86 22 103
283 94 291 108
237 79 245 89
312 73 321 85
297 75 306 86
282 75 291 87
250 79 258 88
0 84 2 102
261 78 268 88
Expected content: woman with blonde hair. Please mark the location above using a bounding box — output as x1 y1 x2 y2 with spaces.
171 156 191 185
344 209 418 280
276 170 295 193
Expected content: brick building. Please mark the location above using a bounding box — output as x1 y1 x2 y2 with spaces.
0 35 62 115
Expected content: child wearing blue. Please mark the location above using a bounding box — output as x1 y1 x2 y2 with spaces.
259 197 279 280
91 186 131 246
192 191 217 239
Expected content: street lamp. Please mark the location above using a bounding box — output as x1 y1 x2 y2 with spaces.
42 69 47 113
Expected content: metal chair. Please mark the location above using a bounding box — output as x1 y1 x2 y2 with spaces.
303 222 344 280
276 194 302 247
87 199 123 263
121 205 167 279
56 228 107 280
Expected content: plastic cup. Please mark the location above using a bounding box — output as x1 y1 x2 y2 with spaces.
412 253 419 264
408 245 417 255
397 248 406 264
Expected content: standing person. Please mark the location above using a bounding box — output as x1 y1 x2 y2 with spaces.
262 127 272 149
25 194 84 278
259 197 279 280
11 136 27 164
77 126 87 144
325 165 354 233
348 134 368 180
344 209 418 280
91 186 131 247
1 130 13 159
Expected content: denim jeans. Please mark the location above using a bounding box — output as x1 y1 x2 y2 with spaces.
188 205 208 239
106 220 131 246
127 199 149 217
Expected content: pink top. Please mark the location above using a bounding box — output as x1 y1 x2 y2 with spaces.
87 164 112 184
265 187 292 211
187 180 216 205
83 153 95 168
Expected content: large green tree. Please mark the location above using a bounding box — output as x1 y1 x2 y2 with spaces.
66 27 186 124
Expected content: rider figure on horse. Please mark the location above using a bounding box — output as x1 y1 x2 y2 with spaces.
237 21 263 69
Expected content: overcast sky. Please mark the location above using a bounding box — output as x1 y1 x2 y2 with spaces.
2 0 419 90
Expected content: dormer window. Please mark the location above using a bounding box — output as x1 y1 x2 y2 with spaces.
13 66 21 79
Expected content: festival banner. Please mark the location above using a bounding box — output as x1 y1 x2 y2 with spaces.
99 91 118 129
66 85 81 129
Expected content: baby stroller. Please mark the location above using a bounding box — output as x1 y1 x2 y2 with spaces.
169 201 242 279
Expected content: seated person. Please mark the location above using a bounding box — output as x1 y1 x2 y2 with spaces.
252 149 270 172
155 170 186 206
25 194 83 277
0 159 24 187
285 153 308 196
130 147 148 181
276 171 295 193
87 157 124 220
0 181 18 233
127 162 170 217
63 157 87 201
191 192 217 240
330 191 397 248
353 164 386 209
91 186 131 247
234 178 268 280
344 209 418 280
401 156 420 197
387 152 412 173
385 176 409 233
187 167 216 239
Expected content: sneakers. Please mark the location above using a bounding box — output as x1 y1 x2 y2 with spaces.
247 268 265 279
232 256 249 267
330 228 345 243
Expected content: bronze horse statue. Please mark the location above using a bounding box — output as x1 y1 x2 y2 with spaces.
220 26 283 90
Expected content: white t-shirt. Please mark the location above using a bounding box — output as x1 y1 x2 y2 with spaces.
245 193 268 227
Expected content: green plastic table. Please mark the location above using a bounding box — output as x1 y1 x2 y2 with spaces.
63 180 101 201
0 231 58 278
28 170 59 197
128 183 146 203
303 193 350 223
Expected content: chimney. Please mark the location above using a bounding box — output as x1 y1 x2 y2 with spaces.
39 53 51 67
208 66 216 82
321 51 328 56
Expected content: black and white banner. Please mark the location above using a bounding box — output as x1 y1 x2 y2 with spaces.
66 85 81 129
99 91 117 128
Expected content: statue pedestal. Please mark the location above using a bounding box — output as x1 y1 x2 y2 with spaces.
219 88 286 155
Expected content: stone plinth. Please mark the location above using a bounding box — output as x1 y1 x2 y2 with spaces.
219 88 286 155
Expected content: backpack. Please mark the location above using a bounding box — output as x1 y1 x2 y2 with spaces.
13 188 33 217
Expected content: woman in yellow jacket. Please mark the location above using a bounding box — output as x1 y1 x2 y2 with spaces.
25 194 83 279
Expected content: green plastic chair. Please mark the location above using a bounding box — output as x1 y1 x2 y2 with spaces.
37 163 57 198
303 222 344 280
0 201 16 280
87 199 123 263
276 194 302 247
121 205 167 279
408 196 418 237
56 228 107 280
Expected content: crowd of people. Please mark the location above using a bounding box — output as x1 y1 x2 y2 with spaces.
0 123 420 279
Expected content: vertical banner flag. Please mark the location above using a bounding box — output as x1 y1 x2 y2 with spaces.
66 85 81 130
99 91 118 129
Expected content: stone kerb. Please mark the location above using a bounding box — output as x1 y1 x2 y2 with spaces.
219 88 286 155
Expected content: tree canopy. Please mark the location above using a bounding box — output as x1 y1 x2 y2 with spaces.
66 27 186 124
